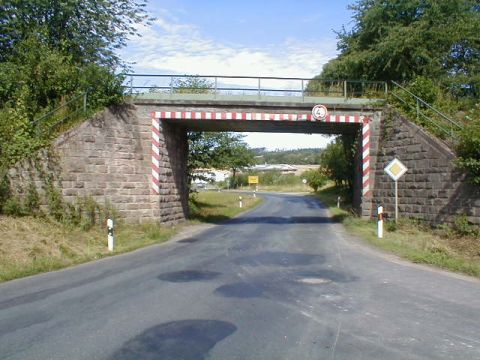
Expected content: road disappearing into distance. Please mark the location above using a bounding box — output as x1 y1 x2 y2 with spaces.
1 193 479 359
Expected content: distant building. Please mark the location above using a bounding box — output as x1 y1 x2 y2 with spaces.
248 164 297 174
192 169 231 185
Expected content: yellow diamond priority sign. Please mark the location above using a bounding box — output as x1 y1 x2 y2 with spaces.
384 158 408 181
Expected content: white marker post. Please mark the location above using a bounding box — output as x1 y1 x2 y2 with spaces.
337 196 341 208
253 190 256 198
107 219 114 252
377 206 384 238
239 196 243 208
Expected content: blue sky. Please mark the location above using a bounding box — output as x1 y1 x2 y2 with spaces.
121 0 356 150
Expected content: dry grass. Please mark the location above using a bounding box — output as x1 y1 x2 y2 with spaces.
0 191 262 282
0 216 177 282
315 186 480 278
189 191 263 223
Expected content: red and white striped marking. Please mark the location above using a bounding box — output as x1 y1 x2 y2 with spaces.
151 117 161 194
362 119 371 197
151 111 365 123
151 111 372 197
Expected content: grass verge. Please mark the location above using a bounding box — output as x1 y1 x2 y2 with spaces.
0 216 178 283
315 185 480 278
0 191 262 283
189 190 263 223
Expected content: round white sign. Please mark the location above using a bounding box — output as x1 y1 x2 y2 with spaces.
312 104 328 120
302 179 307 184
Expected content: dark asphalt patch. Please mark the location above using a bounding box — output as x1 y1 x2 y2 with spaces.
111 320 236 360
158 271 221 283
178 237 200 244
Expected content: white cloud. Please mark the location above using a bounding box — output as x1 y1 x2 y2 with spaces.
122 14 336 80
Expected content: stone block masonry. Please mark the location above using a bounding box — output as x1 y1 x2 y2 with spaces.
372 108 480 225
10 99 477 225
9 103 188 224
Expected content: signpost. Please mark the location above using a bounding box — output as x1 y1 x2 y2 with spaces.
384 158 408 222
248 176 259 195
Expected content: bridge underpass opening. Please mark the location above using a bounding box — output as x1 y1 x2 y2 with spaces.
150 110 372 218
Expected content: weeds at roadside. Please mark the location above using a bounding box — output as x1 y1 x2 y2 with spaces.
189 191 262 223
0 216 178 282
315 185 480 278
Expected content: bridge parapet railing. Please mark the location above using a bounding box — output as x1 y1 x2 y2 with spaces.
123 74 387 102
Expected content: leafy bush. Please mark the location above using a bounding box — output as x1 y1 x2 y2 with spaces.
386 221 397 232
301 168 327 192
456 104 480 185
453 214 479 237
25 182 40 213
407 76 439 105
320 136 355 190
3 197 27 217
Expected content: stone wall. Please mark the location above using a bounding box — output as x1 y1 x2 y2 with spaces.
16 100 477 226
154 121 188 223
9 103 188 224
372 108 480 225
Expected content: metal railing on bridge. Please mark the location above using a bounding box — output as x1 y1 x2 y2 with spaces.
123 74 388 102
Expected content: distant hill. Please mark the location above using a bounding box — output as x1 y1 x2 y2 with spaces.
253 148 323 165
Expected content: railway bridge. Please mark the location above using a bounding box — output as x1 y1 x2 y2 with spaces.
16 75 480 224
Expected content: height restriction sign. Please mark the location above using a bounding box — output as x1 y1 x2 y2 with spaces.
312 105 328 120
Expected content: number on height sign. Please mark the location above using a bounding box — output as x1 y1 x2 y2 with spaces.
312 105 328 120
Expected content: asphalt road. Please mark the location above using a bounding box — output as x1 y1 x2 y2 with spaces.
1 193 480 360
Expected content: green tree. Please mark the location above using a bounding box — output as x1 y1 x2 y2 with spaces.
188 132 255 189
0 0 150 209
172 76 214 94
313 0 479 97
457 104 480 185
0 0 149 67
320 136 356 191
302 168 327 192
218 135 255 188
0 0 150 116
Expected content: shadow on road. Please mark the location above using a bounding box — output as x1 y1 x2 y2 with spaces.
158 270 221 283
225 216 333 225
111 320 236 360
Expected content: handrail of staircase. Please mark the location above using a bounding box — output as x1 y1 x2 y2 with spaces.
390 81 463 131
32 92 87 136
